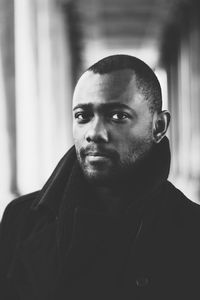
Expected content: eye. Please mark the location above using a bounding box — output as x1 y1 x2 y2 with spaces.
110 112 130 122
74 111 92 123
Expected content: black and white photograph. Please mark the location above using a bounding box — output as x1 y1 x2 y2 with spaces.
1 0 200 299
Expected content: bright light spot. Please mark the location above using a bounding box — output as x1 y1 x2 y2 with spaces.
155 68 168 110
14 0 41 193
0 53 13 219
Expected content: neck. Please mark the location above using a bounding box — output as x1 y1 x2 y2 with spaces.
92 183 136 216
93 186 122 216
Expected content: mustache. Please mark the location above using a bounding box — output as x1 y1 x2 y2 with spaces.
79 145 119 160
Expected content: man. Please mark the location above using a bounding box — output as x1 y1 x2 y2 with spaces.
1 54 200 300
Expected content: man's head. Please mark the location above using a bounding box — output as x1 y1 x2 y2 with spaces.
72 54 170 185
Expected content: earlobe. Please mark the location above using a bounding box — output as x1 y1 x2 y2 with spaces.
153 110 170 143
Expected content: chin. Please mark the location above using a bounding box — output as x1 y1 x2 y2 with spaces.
83 168 114 186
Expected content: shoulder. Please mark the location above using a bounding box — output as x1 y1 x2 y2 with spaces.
0 192 40 274
1 191 39 218
0 191 40 238
164 180 200 208
163 180 200 224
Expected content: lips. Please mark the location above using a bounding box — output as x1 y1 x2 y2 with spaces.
86 152 112 163
86 153 111 165
86 151 111 158
80 146 119 162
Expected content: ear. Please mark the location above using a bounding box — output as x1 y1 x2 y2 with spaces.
152 110 171 143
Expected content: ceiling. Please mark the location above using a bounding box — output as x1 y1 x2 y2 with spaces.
74 0 185 67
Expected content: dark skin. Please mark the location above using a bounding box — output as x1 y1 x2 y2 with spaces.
72 69 170 215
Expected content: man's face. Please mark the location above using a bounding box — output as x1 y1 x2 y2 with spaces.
73 69 155 185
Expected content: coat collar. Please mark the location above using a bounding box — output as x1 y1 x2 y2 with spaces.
28 137 171 257
31 145 77 216
26 136 171 264
31 137 171 216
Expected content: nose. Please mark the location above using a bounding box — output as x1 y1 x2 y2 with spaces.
86 117 109 143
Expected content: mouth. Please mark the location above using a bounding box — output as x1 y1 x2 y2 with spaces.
80 147 119 166
85 151 113 164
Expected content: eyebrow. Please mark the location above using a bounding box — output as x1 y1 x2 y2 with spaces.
73 103 93 111
73 102 133 112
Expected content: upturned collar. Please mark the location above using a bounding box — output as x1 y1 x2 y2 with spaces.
32 137 171 218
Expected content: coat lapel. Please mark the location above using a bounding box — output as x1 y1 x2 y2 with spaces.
54 207 133 300
63 207 126 277
10 219 59 300
10 207 127 300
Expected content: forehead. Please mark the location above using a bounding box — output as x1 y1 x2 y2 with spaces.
73 69 145 107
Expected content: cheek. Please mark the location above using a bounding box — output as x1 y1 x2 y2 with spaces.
111 127 137 144
73 135 83 156
126 120 153 143
110 130 133 155
112 127 152 152
73 125 85 143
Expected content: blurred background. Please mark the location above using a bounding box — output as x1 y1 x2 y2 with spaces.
1 0 200 218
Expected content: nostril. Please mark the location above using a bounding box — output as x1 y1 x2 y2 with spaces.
86 128 109 143
86 135 92 142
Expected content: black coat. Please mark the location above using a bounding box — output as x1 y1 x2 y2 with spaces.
1 139 200 300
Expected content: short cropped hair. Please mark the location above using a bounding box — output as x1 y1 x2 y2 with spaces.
87 54 162 113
